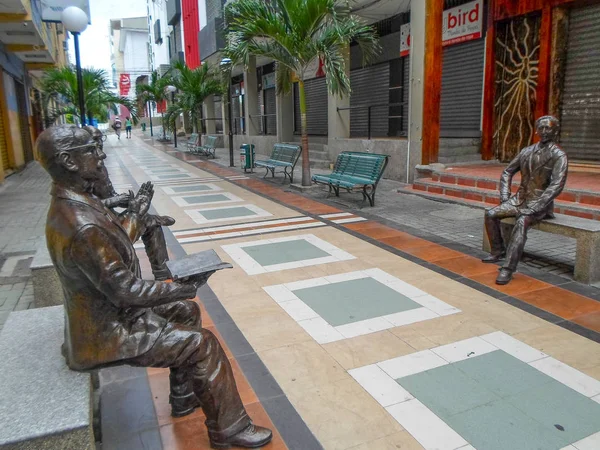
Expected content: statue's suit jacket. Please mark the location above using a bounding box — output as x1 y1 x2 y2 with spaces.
500 142 568 218
46 185 193 371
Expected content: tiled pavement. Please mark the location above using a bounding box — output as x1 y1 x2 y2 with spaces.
0 163 49 327
3 132 600 449
126 133 600 449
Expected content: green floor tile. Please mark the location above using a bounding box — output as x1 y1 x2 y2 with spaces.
157 174 191 179
455 350 550 398
182 194 231 204
398 363 500 419
172 185 213 193
243 240 330 267
294 277 422 326
447 400 569 450
201 206 257 220
396 349 600 450
508 379 600 444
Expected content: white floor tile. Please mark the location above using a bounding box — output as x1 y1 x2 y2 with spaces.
336 317 392 339
480 331 547 363
530 357 600 398
278 299 320 322
349 364 413 407
386 399 468 450
298 317 345 344
572 430 600 450
285 278 330 291
387 279 429 299
378 350 448 380
324 271 369 284
383 307 439 327
262 285 298 303
432 336 497 364
414 294 461 317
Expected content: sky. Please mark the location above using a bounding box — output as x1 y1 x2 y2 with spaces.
68 0 148 74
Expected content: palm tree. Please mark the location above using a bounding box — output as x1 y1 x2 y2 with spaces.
40 66 137 125
163 61 223 135
224 0 379 186
136 71 173 139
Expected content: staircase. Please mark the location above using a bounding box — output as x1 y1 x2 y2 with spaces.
290 135 331 169
399 168 600 221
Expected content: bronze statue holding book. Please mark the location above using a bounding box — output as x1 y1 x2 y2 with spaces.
38 125 272 448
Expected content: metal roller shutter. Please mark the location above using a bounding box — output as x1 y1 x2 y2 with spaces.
293 77 328 135
350 63 389 138
264 87 276 135
214 96 223 134
15 82 33 163
0 98 9 171
560 3 600 162
440 39 485 137
402 56 410 136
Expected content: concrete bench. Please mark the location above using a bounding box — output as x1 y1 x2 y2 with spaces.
483 213 600 284
30 240 63 308
0 306 95 449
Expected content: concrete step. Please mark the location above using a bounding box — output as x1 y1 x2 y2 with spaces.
299 157 331 169
291 135 328 145
439 146 481 157
310 149 329 160
438 154 483 164
409 178 600 221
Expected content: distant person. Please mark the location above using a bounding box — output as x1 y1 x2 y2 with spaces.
125 117 132 139
112 117 122 140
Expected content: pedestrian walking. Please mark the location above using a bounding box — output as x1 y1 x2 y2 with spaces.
125 117 132 139
112 117 122 140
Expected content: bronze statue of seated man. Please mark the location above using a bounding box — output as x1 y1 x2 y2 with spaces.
482 115 568 285
38 125 272 448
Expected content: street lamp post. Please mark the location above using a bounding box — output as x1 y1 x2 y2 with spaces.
61 7 88 127
166 85 177 148
220 58 234 167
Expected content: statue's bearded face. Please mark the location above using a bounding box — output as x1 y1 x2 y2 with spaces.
536 119 559 144
66 140 113 197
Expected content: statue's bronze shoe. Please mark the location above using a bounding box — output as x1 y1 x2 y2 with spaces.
170 393 201 418
210 424 273 449
496 268 513 285
482 253 505 263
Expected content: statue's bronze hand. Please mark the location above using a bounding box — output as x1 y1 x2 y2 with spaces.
115 193 132 208
519 208 535 216
187 271 216 289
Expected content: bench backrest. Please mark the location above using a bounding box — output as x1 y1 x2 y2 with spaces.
205 136 218 147
270 143 301 165
187 133 198 143
333 152 389 183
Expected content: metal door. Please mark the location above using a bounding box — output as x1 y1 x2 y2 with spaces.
560 3 600 162
440 38 485 137
350 62 390 138
15 81 33 163
264 87 276 135
293 77 328 135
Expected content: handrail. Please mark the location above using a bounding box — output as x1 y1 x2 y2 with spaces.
336 102 406 139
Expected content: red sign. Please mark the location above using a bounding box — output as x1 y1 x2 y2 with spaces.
119 73 131 96
443 0 483 46
399 0 482 56
156 99 167 114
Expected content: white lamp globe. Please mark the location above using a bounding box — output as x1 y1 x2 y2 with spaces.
166 85 176 93
61 6 88 33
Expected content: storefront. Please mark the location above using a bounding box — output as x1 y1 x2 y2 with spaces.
293 58 328 136
257 63 276 135
483 0 600 164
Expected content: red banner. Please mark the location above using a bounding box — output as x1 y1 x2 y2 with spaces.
119 73 131 96
156 99 167 113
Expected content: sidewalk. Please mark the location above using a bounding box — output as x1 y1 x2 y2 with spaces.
130 132 600 449
2 131 600 449
0 163 50 327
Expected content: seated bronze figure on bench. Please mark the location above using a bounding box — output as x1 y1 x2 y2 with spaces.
38 125 272 448
482 116 568 285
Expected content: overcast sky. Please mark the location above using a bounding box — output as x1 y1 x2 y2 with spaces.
69 0 148 75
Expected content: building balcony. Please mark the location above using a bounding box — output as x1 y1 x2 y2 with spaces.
0 0 67 68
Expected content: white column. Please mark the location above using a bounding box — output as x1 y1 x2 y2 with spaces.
328 48 350 140
243 56 259 136
203 95 216 134
408 1 427 180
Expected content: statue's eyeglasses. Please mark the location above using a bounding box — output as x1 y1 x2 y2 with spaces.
62 141 102 154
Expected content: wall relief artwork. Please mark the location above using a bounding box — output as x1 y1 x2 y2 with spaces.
493 15 541 162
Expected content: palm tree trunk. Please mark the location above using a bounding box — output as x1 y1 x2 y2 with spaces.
298 79 311 186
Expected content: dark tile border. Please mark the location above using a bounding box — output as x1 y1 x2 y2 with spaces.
113 146 323 450
156 147 600 345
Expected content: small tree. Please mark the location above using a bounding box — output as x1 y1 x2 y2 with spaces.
164 61 223 135
40 66 137 125
136 71 172 139
225 0 380 186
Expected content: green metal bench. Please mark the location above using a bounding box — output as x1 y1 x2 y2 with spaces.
312 151 390 206
255 143 301 184
185 133 199 152
194 135 218 158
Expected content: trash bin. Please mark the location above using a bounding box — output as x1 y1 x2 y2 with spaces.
141 123 147 132
240 144 255 173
